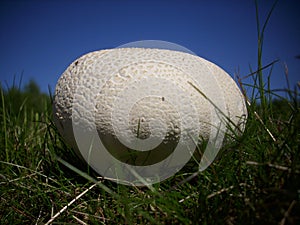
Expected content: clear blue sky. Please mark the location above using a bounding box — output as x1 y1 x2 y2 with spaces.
0 0 299 98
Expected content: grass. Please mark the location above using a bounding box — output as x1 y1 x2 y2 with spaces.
1 3 299 225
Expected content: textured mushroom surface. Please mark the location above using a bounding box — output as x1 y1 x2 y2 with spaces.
53 48 247 172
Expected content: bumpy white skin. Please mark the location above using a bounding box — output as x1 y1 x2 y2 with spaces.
53 48 247 163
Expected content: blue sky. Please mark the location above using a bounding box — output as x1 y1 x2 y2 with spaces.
0 0 299 98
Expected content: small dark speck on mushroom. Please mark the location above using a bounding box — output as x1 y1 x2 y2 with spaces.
75 61 79 66
162 97 165 101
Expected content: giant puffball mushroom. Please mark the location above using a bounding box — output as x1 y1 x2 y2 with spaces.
53 48 247 183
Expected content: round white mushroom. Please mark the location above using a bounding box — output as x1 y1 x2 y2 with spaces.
53 48 247 183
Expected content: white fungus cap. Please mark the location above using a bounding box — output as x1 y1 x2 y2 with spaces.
53 48 247 183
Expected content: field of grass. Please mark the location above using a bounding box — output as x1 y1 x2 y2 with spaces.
1 3 299 225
